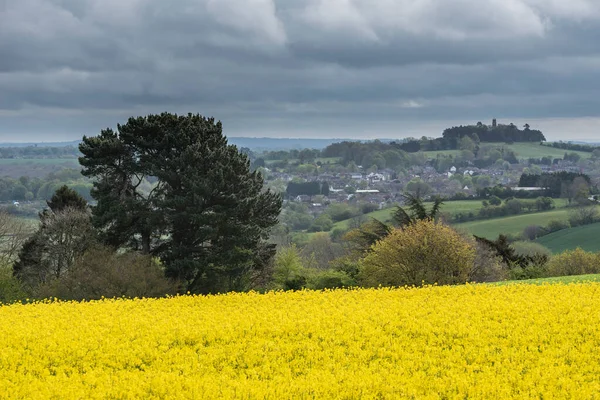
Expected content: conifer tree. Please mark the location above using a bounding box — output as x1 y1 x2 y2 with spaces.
79 113 282 294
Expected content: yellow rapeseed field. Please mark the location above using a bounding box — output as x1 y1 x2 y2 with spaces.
1 284 600 399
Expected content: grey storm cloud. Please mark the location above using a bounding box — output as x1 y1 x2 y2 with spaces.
1 0 600 140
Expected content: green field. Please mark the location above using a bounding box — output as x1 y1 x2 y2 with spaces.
423 142 592 160
452 206 590 239
440 198 567 215
0 158 81 178
423 149 462 158
330 199 571 235
506 143 592 159
537 223 600 254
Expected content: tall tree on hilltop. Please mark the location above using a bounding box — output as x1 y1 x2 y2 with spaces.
79 113 282 294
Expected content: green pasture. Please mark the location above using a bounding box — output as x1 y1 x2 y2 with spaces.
537 223 600 254
452 206 591 239
330 199 572 235
423 142 592 160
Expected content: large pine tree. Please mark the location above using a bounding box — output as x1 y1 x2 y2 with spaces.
79 113 282 294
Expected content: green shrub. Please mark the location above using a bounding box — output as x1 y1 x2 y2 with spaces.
508 264 548 280
545 220 570 233
546 248 600 277
469 242 508 283
272 245 308 291
308 214 334 232
326 204 359 222
489 196 502 206
511 241 552 258
307 270 355 290
0 264 27 304
35 246 178 301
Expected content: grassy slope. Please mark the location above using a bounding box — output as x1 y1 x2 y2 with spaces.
452 205 592 239
424 142 592 160
537 223 600 254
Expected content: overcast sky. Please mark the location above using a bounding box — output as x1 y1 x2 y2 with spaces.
2 0 600 142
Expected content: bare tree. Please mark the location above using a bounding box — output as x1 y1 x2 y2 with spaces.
14 208 96 288
0 212 34 266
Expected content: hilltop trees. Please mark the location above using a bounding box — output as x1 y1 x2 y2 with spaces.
79 113 282 294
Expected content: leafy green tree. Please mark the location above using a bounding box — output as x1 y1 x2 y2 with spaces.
0 263 26 304
489 195 502 206
271 245 307 290
535 197 554 211
405 179 431 196
459 136 475 151
79 113 282 294
308 214 334 233
11 184 28 200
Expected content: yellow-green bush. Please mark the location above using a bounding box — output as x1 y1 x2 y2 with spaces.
358 219 476 287
546 247 600 277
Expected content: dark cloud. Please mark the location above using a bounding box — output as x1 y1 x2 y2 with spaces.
1 0 600 141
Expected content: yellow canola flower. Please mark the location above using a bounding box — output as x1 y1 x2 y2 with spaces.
1 284 600 399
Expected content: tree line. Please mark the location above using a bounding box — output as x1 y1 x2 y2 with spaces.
0 169 92 205
519 172 591 199
0 146 80 159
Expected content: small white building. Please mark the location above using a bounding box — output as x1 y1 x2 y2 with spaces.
511 187 546 191
356 189 380 194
